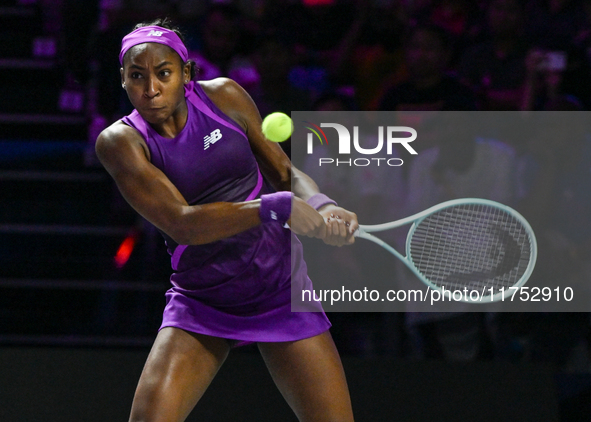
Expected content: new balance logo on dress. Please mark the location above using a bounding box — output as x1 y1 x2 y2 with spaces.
147 30 163 37
204 129 223 150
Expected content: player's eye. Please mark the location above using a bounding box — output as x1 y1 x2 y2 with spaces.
130 72 143 79
160 70 171 77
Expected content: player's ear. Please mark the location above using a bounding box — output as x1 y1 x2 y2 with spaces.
183 62 191 83
120 67 126 89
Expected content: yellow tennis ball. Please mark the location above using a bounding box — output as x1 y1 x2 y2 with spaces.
262 112 293 142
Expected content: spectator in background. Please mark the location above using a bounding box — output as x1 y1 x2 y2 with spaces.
518 0 591 111
521 48 583 112
420 0 483 67
526 0 587 52
427 0 481 40
265 0 355 54
188 4 259 91
378 24 477 154
249 35 311 117
322 0 408 110
261 0 356 98
458 0 529 110
561 0 591 108
379 24 477 114
104 0 204 23
574 0 591 59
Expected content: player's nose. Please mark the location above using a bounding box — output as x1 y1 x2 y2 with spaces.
145 75 160 98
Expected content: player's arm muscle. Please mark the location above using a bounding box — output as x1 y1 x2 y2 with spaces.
200 78 320 199
95 124 260 245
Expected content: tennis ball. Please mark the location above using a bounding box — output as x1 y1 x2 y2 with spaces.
262 112 293 142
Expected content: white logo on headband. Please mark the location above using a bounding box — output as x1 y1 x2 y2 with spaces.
147 30 163 37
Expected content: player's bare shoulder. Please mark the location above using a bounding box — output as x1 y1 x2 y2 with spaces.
198 77 245 101
95 120 150 165
199 78 258 133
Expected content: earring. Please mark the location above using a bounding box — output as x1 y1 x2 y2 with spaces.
122 83 126 88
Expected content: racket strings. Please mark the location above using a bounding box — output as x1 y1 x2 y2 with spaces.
409 204 532 295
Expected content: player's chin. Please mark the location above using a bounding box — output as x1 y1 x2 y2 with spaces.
140 107 170 124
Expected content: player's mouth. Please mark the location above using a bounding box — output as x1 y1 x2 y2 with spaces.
144 106 166 113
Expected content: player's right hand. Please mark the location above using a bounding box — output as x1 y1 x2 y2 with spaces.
288 197 327 239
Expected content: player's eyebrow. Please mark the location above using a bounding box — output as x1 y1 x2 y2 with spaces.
128 61 175 70
154 61 174 69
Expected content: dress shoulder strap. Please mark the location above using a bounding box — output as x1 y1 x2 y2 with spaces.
120 109 150 140
184 81 247 138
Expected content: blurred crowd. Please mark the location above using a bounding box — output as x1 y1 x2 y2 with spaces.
69 0 591 120
54 0 591 369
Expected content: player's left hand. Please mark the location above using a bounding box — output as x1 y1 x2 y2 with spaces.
318 204 358 246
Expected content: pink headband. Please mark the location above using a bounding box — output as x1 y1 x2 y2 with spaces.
119 25 188 65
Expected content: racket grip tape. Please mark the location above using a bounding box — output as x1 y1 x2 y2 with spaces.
260 192 293 225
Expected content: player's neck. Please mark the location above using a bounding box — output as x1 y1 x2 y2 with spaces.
151 102 189 139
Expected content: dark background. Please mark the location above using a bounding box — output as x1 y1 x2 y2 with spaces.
1 0 591 420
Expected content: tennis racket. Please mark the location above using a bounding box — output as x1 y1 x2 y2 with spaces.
354 198 537 303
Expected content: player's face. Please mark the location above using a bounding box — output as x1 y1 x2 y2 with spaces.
121 43 190 125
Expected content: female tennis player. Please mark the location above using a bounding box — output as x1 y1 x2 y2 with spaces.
95 19 357 422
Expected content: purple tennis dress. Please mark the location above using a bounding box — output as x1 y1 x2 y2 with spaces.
121 81 330 343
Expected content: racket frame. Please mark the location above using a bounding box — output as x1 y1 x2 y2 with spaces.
355 198 538 303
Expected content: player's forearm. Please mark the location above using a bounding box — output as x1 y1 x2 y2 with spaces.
170 201 262 245
291 166 321 201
